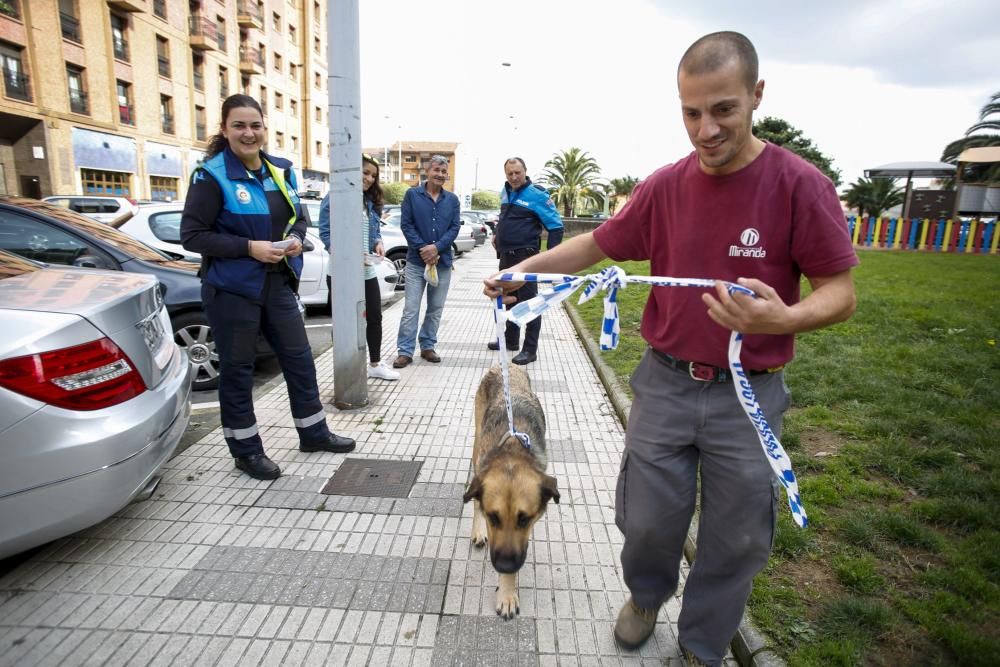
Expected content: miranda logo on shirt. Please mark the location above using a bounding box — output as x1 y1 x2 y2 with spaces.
729 227 767 258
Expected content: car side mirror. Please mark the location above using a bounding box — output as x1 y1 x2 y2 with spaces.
302 237 314 252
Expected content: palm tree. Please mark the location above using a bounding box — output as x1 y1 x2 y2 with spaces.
540 148 603 217
842 177 905 218
941 91 1000 184
608 176 639 215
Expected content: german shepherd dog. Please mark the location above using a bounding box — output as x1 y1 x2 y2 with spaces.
463 364 560 619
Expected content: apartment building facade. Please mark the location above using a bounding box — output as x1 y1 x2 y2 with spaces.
0 0 331 201
364 141 459 193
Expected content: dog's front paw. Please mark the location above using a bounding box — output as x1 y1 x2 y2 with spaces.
495 588 519 619
471 531 487 548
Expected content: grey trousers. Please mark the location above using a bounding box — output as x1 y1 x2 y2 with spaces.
616 348 790 666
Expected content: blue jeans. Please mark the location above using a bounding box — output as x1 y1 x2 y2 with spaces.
395 262 451 357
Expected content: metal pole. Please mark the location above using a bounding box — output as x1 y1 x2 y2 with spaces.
328 0 367 409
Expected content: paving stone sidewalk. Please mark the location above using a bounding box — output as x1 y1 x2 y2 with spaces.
0 244 739 666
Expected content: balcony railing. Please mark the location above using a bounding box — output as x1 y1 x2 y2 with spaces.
193 69 204 91
236 0 262 26
3 69 31 101
69 89 89 114
238 45 263 73
118 103 134 125
0 1 20 20
60 12 81 42
161 114 174 134
113 36 129 61
188 16 218 50
157 55 170 77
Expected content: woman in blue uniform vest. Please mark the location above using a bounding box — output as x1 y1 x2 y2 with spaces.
181 94 355 480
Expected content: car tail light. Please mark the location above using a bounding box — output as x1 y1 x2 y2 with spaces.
126 197 138 207
0 338 146 411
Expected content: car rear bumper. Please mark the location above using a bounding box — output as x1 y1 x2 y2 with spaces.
455 238 476 253
0 345 191 559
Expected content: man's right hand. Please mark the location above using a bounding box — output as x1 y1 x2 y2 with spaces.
249 240 286 263
483 272 524 304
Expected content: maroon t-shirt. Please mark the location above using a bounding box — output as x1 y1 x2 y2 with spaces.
592 143 858 370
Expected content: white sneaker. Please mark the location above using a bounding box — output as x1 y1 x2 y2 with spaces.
367 362 400 381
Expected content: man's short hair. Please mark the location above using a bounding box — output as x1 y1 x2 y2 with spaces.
428 154 449 167
504 157 527 170
678 31 758 92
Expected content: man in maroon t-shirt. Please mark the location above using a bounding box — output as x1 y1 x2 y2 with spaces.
485 31 857 665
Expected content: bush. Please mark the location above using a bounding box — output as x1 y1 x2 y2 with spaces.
383 182 410 205
472 190 500 210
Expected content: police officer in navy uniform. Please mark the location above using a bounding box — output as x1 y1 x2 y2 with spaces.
181 94 355 481
489 157 564 364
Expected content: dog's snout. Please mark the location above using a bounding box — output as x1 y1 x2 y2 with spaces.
491 548 526 574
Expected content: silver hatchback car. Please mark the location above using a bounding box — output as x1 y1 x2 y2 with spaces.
0 251 191 559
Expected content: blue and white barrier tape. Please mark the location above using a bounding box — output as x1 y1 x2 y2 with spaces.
493 266 807 528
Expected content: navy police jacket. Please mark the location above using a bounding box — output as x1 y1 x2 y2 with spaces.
497 177 563 252
181 147 306 300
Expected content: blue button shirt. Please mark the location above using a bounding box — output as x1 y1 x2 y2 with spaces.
400 182 461 269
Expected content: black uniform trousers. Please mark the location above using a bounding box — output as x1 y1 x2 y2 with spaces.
499 246 540 353
203 272 329 458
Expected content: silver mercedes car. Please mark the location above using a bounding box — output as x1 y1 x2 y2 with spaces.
0 250 191 559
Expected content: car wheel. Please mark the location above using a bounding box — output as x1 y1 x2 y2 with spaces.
172 311 220 392
388 251 407 290
453 243 463 257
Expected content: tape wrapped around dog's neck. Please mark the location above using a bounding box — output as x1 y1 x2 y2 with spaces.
490 266 808 529
494 294 532 450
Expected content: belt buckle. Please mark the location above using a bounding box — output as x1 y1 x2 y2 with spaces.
688 362 716 382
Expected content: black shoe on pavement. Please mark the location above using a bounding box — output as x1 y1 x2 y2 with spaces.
234 454 281 480
300 432 356 453
511 350 537 365
487 341 519 351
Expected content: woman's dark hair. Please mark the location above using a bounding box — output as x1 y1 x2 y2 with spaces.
205 95 265 160
362 155 384 217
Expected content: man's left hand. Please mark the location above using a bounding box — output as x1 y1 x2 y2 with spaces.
702 277 791 334
419 244 439 263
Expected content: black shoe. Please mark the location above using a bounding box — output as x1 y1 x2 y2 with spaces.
234 454 281 480
511 350 537 365
487 341 519 351
300 432 356 453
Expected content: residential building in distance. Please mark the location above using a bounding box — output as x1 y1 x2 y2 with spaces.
364 141 459 193
0 0 330 201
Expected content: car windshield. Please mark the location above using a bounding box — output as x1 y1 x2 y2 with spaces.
3 197 175 263
0 248 42 279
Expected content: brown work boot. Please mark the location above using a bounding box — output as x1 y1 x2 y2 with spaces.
392 354 412 369
420 349 441 363
613 597 658 649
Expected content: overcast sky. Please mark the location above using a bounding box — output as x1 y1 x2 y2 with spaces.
356 0 999 198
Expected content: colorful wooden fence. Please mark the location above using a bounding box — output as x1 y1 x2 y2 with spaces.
847 215 999 254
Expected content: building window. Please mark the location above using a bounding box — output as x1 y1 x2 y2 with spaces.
116 80 134 125
160 95 174 134
0 0 20 20
275 131 284 149
110 13 129 62
272 11 281 32
195 105 206 141
152 0 166 20
291 135 298 152
66 64 88 114
81 169 131 196
289 62 297 81
192 53 204 91
150 176 178 202
288 24 296 44
274 91 282 111
218 65 229 98
273 52 282 72
289 98 297 117
1 42 31 102
313 36 320 55
405 154 416 163
405 173 415 181
259 85 266 107
315 141 322 156
156 36 171 78
314 106 322 122
241 75 251 95
59 0 81 43
314 71 321 89
216 16 226 51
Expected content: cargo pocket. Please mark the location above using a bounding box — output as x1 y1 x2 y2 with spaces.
615 451 630 534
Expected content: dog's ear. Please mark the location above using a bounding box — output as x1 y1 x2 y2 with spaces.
463 476 483 503
540 475 560 505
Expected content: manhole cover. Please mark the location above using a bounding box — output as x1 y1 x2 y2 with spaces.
321 458 423 498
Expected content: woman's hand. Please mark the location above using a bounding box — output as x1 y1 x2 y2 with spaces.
373 241 385 258
283 237 303 258
249 240 286 263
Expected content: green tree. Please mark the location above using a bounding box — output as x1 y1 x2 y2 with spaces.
753 116 842 186
382 181 410 205
471 190 500 210
540 147 603 217
842 177 905 218
941 91 1000 184
608 176 639 215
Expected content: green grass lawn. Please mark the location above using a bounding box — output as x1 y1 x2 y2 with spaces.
568 251 1000 666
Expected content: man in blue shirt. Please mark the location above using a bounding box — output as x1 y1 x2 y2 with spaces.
490 157 563 364
393 155 462 368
